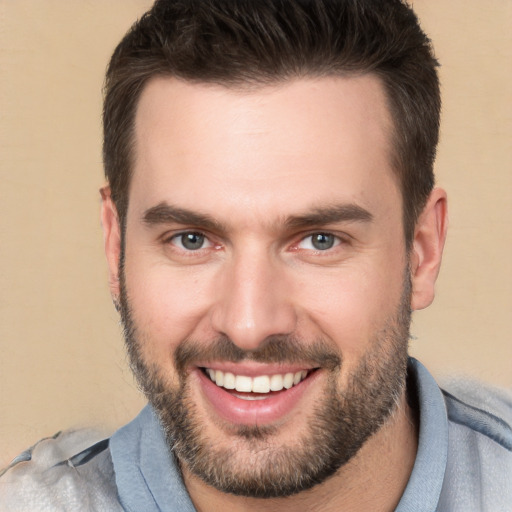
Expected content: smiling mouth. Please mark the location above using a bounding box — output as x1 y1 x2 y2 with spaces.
201 367 314 398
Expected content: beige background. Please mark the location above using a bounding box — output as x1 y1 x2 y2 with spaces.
0 1 510 466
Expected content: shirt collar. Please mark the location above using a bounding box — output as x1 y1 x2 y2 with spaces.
110 405 196 512
395 358 448 512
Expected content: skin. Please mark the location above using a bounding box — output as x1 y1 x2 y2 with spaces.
101 75 447 511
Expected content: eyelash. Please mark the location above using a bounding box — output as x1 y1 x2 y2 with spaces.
165 231 216 253
295 232 342 252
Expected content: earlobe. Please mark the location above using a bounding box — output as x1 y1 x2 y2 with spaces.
100 185 122 298
410 188 448 311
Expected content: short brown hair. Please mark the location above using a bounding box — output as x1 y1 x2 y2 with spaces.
103 0 440 243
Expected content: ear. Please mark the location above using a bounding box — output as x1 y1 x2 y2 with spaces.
410 187 448 311
100 185 122 299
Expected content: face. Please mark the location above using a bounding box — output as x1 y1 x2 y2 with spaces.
114 76 413 497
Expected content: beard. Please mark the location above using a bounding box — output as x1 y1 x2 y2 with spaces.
118 268 412 498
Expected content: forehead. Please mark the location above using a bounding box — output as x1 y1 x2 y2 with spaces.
130 75 399 224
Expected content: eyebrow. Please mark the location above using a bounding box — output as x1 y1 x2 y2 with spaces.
142 203 227 232
142 201 373 232
285 204 373 229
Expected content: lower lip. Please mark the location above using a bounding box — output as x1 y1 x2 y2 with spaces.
195 368 320 426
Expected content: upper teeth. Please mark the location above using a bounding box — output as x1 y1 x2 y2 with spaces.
206 368 308 393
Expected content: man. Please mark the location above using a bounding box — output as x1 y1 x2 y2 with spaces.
1 0 511 510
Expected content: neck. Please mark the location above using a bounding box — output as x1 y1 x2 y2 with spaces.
183 391 418 512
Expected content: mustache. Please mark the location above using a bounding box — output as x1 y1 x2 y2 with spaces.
174 334 342 375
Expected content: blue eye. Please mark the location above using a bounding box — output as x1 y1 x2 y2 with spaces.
298 233 340 251
172 232 210 251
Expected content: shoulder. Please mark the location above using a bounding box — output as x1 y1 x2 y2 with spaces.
441 377 512 451
438 378 512 511
0 429 122 511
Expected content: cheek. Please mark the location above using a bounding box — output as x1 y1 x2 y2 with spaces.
295 256 406 357
123 258 216 357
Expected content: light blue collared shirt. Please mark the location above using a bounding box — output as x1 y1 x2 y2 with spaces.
3 359 511 511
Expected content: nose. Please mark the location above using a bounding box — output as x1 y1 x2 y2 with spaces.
210 247 297 352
